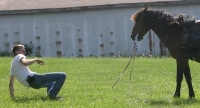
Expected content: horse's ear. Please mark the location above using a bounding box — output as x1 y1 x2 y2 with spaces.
142 6 148 12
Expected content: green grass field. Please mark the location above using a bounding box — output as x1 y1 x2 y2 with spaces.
1 57 200 107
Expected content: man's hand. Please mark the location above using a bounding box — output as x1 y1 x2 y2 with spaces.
36 59 44 65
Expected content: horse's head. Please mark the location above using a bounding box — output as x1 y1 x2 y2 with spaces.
130 7 150 41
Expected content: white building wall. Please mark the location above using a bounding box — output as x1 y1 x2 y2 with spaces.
0 4 200 57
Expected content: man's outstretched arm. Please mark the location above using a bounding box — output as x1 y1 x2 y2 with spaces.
20 58 44 66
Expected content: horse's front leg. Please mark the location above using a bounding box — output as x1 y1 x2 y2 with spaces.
174 59 195 98
174 66 183 97
174 59 184 97
183 60 195 98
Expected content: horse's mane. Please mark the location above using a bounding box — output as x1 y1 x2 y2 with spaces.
131 10 140 21
131 8 177 31
131 8 176 21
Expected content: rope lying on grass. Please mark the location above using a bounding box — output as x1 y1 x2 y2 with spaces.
112 41 137 90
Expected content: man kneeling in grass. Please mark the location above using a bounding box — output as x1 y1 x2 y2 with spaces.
9 44 66 100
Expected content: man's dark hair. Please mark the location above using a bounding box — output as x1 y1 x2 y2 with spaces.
11 44 24 55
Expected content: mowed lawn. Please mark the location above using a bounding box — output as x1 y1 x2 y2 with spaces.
1 57 200 107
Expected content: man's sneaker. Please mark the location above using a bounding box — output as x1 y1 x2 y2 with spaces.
49 95 63 100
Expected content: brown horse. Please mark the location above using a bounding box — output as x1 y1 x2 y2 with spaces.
130 7 200 98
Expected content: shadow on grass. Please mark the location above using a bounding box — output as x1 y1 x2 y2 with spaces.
148 99 170 106
148 98 200 106
172 98 199 105
12 96 48 103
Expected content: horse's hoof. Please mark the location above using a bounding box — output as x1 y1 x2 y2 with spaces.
188 97 195 100
173 94 180 98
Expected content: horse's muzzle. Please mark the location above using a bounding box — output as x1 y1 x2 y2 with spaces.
131 34 143 41
131 35 135 41
137 36 143 41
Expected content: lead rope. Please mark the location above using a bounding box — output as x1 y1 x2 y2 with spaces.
129 41 137 81
112 41 137 90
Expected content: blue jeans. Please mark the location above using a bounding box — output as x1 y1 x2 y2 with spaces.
28 72 66 97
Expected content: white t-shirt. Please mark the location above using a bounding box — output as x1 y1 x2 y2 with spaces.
10 54 36 87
